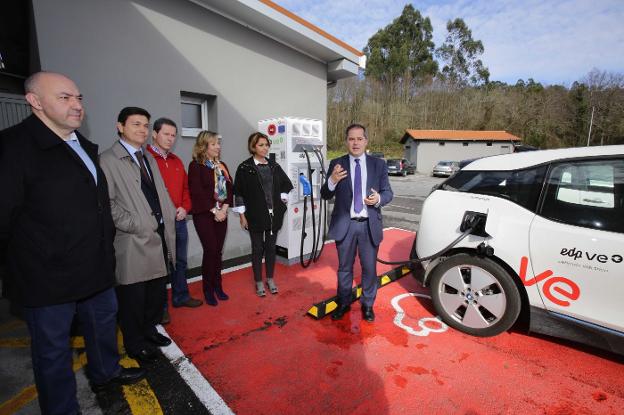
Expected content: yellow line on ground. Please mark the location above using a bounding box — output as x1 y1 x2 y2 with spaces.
0 336 85 349
0 338 29 348
0 385 38 415
0 351 88 415
70 336 85 349
0 320 25 334
120 356 163 415
2 329 163 415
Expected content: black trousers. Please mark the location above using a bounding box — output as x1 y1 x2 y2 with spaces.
249 229 278 282
116 276 166 355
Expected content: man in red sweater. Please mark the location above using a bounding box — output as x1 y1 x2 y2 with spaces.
148 118 202 321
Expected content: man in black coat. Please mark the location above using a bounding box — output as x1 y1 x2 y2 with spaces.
0 72 144 414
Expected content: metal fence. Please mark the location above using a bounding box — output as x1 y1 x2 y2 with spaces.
0 92 30 130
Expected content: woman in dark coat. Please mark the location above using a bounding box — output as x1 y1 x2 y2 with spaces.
233 132 293 296
188 131 233 306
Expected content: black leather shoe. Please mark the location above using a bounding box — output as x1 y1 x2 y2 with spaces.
147 333 172 347
362 306 375 322
331 304 351 321
129 347 159 363
91 367 146 392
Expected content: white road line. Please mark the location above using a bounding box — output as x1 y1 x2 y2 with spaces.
157 325 235 415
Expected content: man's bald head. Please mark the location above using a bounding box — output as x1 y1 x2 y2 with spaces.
24 71 84 139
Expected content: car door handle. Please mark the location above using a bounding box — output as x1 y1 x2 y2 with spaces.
582 198 604 204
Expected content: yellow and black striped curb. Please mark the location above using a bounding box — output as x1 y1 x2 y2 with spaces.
307 265 413 319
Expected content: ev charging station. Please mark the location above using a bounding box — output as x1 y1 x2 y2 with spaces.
258 117 327 266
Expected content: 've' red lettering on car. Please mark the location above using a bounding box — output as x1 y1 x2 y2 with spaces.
542 276 580 307
519 256 553 286
519 256 581 307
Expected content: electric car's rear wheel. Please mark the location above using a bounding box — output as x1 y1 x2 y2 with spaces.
429 254 521 337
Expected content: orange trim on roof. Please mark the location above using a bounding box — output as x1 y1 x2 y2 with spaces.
403 129 521 142
259 0 364 57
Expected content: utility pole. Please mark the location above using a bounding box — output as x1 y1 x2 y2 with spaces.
586 106 595 146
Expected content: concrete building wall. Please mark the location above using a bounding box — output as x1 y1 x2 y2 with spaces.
404 141 514 173
31 0 328 267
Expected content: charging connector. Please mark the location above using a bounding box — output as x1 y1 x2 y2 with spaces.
377 211 489 266
460 211 489 237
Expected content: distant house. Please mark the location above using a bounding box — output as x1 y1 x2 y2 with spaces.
400 130 522 173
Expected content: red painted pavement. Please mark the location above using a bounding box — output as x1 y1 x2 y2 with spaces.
166 229 624 414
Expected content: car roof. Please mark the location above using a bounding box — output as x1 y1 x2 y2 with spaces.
463 145 624 171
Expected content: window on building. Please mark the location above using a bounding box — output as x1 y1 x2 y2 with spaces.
463 142 469 146
180 92 216 137
438 142 445 146
540 159 624 233
487 142 492 146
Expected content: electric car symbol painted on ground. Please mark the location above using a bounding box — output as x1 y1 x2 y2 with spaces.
415 145 624 354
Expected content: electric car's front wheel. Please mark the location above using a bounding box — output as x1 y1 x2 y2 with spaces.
429 254 521 337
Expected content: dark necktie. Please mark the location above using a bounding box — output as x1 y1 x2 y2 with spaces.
354 158 363 213
135 151 152 184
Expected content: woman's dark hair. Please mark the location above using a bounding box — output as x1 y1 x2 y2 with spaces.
247 132 270 155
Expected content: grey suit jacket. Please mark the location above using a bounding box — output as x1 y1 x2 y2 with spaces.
99 141 176 285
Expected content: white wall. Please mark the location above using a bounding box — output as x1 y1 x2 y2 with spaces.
406 141 514 173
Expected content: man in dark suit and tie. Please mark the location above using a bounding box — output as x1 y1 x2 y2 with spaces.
0 72 144 414
321 123 393 322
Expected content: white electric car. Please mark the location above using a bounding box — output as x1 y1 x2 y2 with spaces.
416 145 624 354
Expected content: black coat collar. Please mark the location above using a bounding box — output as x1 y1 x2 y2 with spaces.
23 114 98 158
241 156 277 172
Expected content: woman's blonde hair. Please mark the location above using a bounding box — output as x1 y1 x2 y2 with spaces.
192 130 220 164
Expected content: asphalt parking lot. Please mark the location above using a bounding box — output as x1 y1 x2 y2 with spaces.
383 173 445 231
2 173 623 414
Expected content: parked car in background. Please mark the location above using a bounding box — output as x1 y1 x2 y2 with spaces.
368 151 385 159
387 158 415 176
416 145 624 355
432 160 460 177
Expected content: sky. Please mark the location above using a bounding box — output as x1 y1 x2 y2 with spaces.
277 0 624 86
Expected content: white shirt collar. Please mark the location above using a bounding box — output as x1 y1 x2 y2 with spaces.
66 132 79 142
253 157 268 165
349 153 366 163
119 138 142 153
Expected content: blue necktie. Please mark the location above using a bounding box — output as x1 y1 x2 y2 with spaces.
354 158 363 213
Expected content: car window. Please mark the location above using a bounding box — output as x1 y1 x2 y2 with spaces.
442 165 547 211
540 159 624 233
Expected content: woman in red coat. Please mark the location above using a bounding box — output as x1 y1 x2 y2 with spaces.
188 131 233 306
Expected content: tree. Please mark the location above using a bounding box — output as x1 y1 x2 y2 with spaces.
363 5 437 85
436 18 489 87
